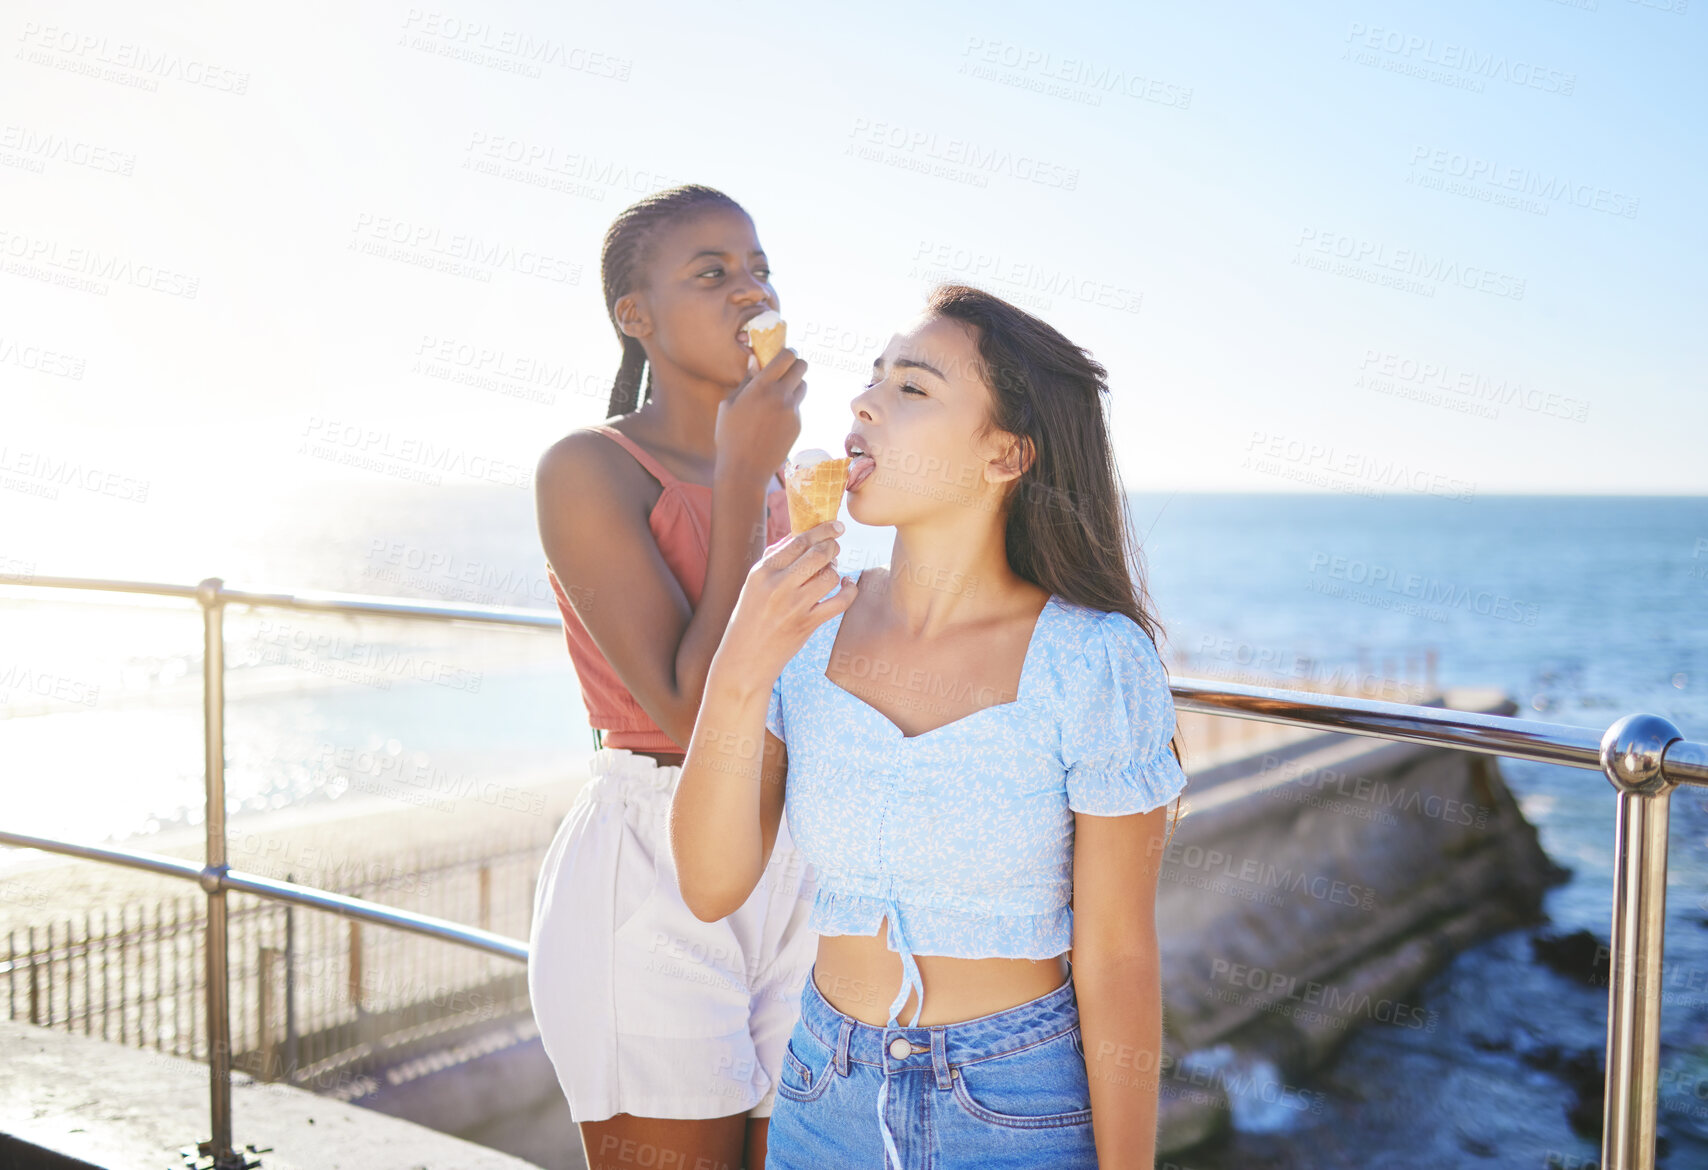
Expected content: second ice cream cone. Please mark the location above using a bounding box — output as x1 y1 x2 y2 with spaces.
785 455 850 534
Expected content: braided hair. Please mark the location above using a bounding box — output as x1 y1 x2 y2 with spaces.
601 184 748 417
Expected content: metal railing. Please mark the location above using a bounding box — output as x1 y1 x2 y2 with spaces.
3 829 549 1085
0 571 1702 1170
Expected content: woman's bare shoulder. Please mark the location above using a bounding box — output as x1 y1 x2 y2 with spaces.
536 422 652 505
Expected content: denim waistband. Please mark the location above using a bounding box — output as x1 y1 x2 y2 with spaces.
796 959 1078 1073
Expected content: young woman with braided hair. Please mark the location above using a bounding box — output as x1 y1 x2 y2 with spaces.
527 184 820 1170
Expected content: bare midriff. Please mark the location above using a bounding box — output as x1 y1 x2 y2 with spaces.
813 916 1070 1026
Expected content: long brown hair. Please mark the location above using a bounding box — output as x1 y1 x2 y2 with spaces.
599 184 748 417
925 283 1186 852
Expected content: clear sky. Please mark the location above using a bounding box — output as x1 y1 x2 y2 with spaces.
3 0 1704 570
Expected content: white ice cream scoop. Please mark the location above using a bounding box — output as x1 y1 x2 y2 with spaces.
741 309 784 338
789 447 835 471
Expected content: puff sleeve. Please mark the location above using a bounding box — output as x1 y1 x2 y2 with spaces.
1061 610 1188 816
766 668 786 743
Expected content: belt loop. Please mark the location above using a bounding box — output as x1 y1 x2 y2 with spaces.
930 1026 951 1090
835 1017 853 1077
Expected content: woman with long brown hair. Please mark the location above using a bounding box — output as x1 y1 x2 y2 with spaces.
527 183 816 1170
672 283 1187 1168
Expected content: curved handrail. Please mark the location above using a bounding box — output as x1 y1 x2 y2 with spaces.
0 829 526 962
0 572 561 630
0 571 1694 1170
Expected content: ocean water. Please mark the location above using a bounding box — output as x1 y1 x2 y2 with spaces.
2 485 1704 1165
1131 492 1708 1169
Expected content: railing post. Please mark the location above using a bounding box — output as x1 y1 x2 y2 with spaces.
28 925 40 1025
196 577 246 1169
1599 713 1681 1170
283 876 298 1084
258 946 279 1081
348 920 363 1008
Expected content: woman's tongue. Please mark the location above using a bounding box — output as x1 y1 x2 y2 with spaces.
847 453 877 490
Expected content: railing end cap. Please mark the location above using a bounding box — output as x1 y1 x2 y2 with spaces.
1600 713 1682 795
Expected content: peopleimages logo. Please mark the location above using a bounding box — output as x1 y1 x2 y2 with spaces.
0 335 86 380
1209 959 1438 1031
16 23 251 94
0 124 136 175
1409 147 1639 219
0 446 149 503
1358 349 1589 423
846 118 1080 191
1243 430 1477 502
1342 23 1577 95
910 240 1142 314
1307 552 1540 625
349 213 579 284
1295 229 1525 301
298 417 533 489
398 10 632 80
958 36 1193 110
461 132 684 199
0 230 200 298
0 663 100 708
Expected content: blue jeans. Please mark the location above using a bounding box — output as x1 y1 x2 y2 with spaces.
766 961 1097 1169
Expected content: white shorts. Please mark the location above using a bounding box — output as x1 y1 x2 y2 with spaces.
528 746 818 1122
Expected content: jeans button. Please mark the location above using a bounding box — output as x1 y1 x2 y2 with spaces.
888 1037 911 1060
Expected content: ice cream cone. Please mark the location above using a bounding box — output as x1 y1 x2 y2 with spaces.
745 309 786 366
784 449 850 534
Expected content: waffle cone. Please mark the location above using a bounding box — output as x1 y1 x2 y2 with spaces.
785 457 849 533
749 318 786 366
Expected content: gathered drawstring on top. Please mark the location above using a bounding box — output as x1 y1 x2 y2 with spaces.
878 895 923 1168
884 896 925 1030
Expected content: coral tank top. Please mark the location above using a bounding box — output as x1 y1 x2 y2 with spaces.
546 424 794 753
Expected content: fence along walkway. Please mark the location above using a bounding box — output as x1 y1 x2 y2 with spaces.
3 825 550 1094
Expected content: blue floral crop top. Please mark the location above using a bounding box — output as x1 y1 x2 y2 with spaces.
765 592 1188 1032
